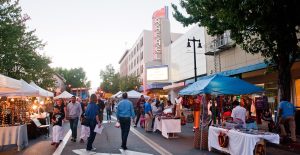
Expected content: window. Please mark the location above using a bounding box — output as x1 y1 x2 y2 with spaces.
140 51 143 61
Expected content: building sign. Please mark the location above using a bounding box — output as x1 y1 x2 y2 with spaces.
152 6 168 60
146 65 168 81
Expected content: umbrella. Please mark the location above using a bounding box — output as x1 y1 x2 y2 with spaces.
54 91 73 99
179 74 264 95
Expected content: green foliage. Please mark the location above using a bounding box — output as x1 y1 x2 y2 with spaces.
99 64 141 93
54 67 90 91
172 0 300 99
0 0 55 89
119 75 141 92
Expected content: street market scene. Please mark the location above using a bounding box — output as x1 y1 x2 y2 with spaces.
0 0 300 155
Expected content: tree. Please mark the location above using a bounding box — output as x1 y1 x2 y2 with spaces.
100 64 120 93
99 64 141 93
119 75 141 92
54 67 91 92
0 0 55 89
172 0 300 100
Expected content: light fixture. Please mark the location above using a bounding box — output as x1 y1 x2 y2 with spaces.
198 42 202 48
187 41 191 47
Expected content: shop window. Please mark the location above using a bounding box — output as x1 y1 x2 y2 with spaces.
295 79 300 108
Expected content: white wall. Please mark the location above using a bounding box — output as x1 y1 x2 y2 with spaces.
169 25 207 82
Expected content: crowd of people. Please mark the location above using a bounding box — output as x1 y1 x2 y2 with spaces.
48 92 297 151
50 94 110 151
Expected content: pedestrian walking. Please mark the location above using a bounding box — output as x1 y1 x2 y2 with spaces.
116 92 135 150
80 98 89 143
51 106 63 148
278 98 297 143
144 98 153 132
134 95 145 127
85 94 102 151
66 96 82 142
55 98 66 142
106 98 112 123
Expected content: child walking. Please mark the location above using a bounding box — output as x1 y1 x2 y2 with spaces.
51 106 63 148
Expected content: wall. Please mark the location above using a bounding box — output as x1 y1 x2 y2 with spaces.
169 25 207 82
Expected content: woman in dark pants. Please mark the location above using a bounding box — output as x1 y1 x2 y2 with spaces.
85 94 102 151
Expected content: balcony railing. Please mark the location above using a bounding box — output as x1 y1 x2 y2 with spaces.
205 34 235 55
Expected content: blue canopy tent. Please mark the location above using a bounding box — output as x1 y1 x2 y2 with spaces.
179 74 264 95
179 74 264 150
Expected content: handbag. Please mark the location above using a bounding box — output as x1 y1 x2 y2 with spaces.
115 121 120 128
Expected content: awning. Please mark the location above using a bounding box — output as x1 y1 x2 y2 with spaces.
140 82 172 91
185 62 267 85
163 82 185 90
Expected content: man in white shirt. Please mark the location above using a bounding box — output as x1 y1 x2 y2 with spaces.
67 96 82 142
231 100 246 128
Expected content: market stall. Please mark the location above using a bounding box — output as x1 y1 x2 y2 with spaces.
0 74 21 92
54 90 73 99
208 126 279 155
153 117 181 138
0 124 28 151
0 78 54 149
178 74 277 153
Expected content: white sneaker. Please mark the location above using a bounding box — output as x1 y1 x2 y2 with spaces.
92 147 96 151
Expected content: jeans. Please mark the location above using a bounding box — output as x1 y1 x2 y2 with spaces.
86 120 97 150
135 112 141 126
69 117 79 139
106 110 111 121
119 117 131 147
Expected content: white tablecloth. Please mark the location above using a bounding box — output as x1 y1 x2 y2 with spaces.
0 124 28 151
153 117 181 138
208 126 279 155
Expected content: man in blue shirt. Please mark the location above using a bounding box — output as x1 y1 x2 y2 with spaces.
85 94 101 151
278 99 296 142
117 92 135 150
144 99 153 132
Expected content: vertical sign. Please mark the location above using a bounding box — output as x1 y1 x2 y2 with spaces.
152 6 168 60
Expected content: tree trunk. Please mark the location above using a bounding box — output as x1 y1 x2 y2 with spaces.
277 53 292 101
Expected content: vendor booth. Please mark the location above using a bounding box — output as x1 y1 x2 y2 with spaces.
179 74 279 155
54 90 73 99
0 77 54 151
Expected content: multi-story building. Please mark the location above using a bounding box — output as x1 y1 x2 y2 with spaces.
119 6 182 97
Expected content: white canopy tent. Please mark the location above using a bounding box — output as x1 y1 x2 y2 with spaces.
111 91 123 98
54 91 73 99
117 90 150 99
0 74 21 92
29 82 54 97
0 79 39 97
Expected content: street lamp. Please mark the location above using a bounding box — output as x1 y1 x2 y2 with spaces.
187 37 202 82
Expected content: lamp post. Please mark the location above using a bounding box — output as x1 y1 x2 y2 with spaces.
187 37 202 82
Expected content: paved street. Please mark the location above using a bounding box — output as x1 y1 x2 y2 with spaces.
56 115 299 155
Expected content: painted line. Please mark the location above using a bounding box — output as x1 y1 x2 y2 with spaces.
111 115 173 155
53 129 72 155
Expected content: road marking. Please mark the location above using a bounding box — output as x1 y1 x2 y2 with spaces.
72 148 153 155
111 116 173 155
53 129 71 155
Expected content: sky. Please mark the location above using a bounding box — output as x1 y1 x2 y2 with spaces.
19 0 192 89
